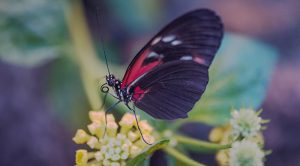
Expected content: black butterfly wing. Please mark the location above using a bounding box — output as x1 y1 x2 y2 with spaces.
132 61 209 119
122 9 223 120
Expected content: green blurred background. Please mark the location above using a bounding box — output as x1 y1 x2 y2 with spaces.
1 0 300 165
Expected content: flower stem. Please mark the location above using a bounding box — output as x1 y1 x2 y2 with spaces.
163 146 206 166
66 1 106 110
175 135 231 153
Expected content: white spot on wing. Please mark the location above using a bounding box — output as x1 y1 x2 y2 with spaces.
128 73 147 88
162 35 175 42
180 56 193 61
147 52 159 58
151 37 161 45
171 40 182 46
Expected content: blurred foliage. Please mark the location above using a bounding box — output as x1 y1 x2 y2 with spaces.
106 0 162 35
0 0 68 67
48 56 89 128
188 33 278 126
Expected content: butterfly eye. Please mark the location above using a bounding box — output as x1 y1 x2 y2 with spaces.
107 80 114 86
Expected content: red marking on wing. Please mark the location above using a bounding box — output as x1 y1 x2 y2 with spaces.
132 86 148 102
193 56 207 65
122 49 161 88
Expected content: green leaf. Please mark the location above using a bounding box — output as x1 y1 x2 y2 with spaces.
48 56 89 128
188 33 278 126
107 0 161 34
0 0 68 67
127 139 169 166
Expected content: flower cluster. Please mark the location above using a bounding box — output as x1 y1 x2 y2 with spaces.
229 140 264 166
230 108 263 139
73 111 156 166
210 108 267 166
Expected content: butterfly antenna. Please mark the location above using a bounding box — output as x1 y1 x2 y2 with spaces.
96 6 111 75
130 105 152 145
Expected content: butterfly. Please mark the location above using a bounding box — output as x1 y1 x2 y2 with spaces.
100 9 223 143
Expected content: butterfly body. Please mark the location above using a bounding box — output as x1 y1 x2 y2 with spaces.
105 74 132 104
104 9 223 120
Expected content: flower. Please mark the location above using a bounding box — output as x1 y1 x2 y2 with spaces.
214 125 265 166
75 150 88 166
209 126 226 143
229 140 264 166
73 129 91 144
212 108 267 166
73 111 156 166
230 108 262 139
75 150 95 166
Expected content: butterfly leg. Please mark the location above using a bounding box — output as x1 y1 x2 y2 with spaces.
103 100 122 138
126 104 152 145
99 93 107 110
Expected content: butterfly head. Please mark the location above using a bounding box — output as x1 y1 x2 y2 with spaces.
106 74 122 90
106 74 116 87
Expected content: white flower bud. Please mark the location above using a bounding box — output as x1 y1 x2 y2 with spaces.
120 152 129 160
230 109 262 138
94 151 104 161
114 147 121 154
103 159 111 166
121 144 129 153
111 154 121 161
100 145 108 153
229 140 264 166
111 162 121 166
104 152 112 160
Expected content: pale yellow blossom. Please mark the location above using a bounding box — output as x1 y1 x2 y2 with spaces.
73 111 156 165
73 129 90 144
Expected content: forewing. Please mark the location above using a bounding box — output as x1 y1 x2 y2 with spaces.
121 9 223 88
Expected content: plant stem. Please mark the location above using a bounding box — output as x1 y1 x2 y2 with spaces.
66 0 106 110
163 147 206 166
175 135 231 153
